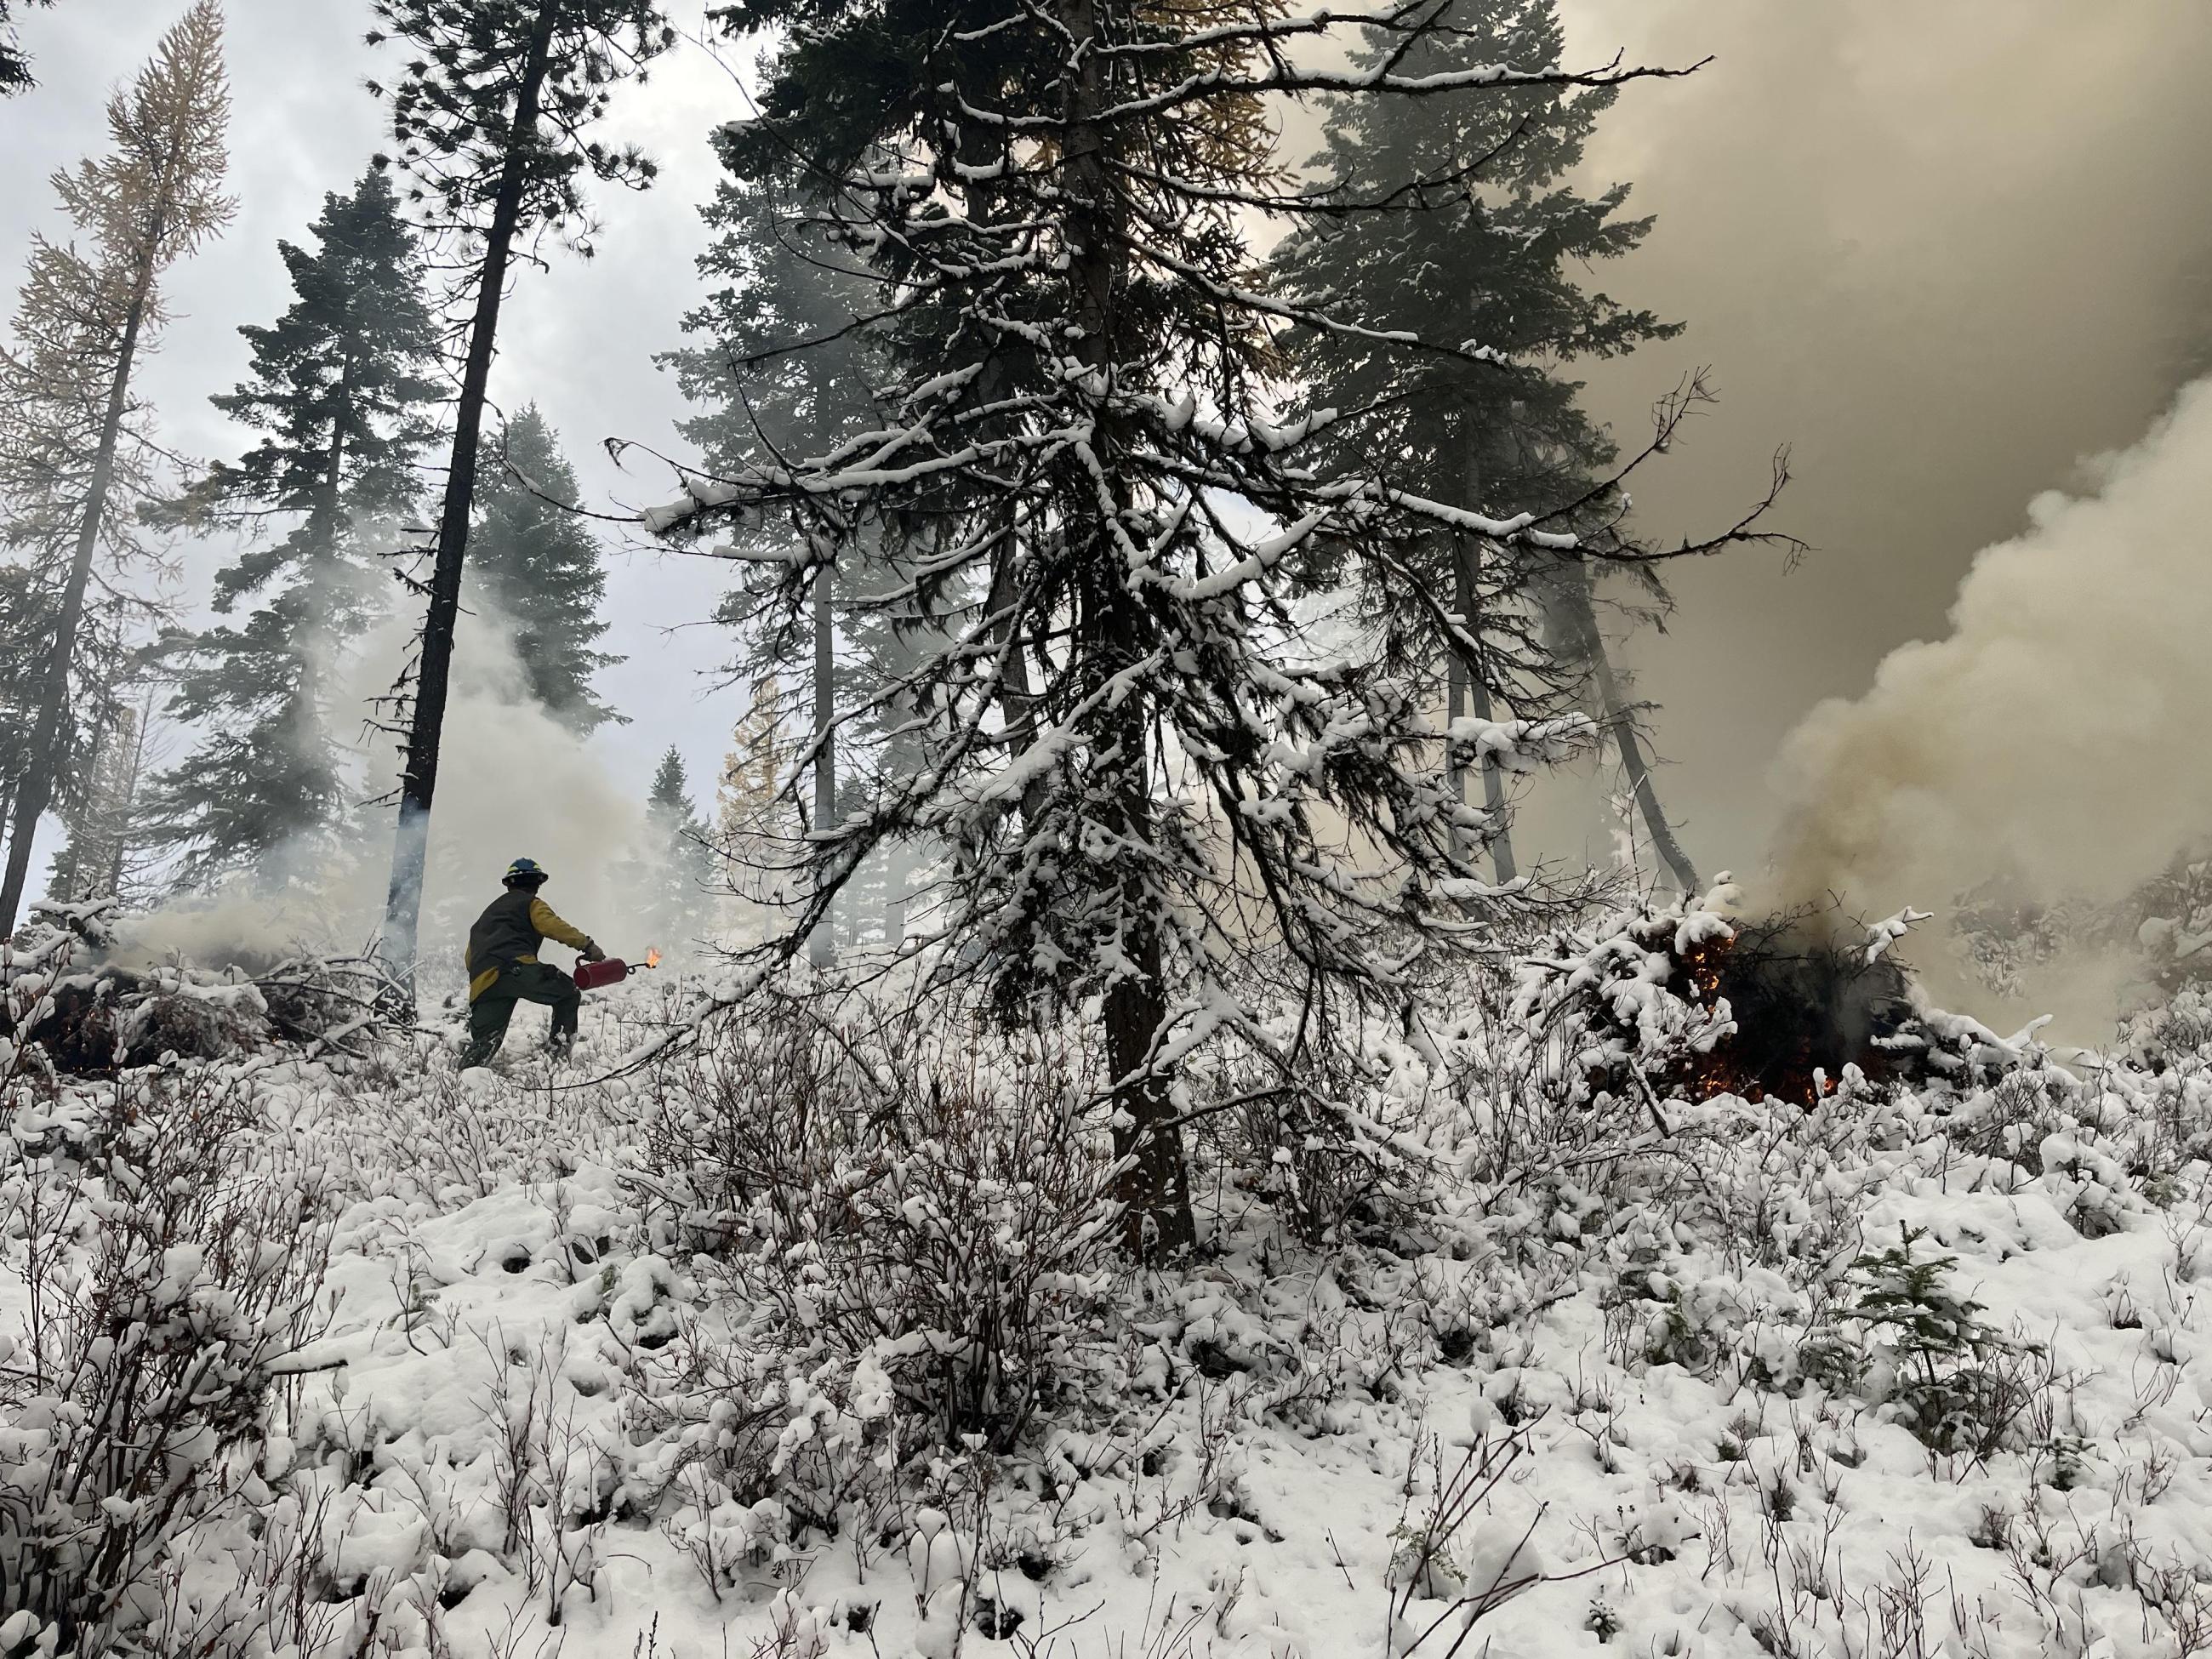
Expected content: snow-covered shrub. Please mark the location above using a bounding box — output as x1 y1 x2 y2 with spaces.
0 1063 331 1648
1383 1419 1557 1654
127 1487 453 1659
629 999 1122 1557
1206 1033 1438 1246
249 954 405 1056
1513 892 1737 1115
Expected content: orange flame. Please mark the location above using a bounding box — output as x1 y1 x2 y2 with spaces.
644 947 662 969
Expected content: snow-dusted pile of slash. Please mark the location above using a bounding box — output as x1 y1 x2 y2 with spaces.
4 906 2212 1659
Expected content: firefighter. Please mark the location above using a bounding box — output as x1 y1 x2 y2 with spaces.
459 857 606 1068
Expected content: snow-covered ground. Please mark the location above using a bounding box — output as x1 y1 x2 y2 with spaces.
4 931 2212 1659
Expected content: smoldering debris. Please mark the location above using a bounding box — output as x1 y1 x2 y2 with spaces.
1763 376 2212 1035
1518 892 2052 1111
4 900 405 1071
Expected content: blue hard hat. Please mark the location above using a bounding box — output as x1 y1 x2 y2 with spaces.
504 857 548 884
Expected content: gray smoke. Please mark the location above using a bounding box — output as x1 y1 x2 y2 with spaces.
108 599 654 989
1767 378 2212 1035
1534 0 2212 884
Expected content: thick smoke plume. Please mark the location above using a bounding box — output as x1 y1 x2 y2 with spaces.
1768 378 2212 1033
109 601 651 992
1543 0 2212 873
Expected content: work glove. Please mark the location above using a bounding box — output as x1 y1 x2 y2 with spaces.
581 939 607 964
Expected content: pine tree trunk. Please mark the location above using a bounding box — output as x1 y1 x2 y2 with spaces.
0 286 149 937
102 691 152 897
1445 449 1515 884
808 559 835 967
1063 0 1194 1259
959 148 1045 825
1560 565 1700 896
379 0 561 1001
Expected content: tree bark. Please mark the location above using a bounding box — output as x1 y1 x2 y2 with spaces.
1560 564 1700 896
379 0 561 1001
0 285 148 937
1063 0 1194 1259
807 557 835 967
1445 448 1515 885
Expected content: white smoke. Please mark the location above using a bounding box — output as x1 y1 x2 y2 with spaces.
1768 376 2212 1034
382 603 649 967
109 596 653 991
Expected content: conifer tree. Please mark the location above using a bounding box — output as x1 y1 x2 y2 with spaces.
664 167 881 965
637 744 710 949
1268 0 1697 891
367 0 674 991
0 0 231 935
145 168 442 886
715 683 795 937
716 692 790 836
0 0 53 94
648 3 1786 1254
835 596 934 949
466 405 621 733
48 696 148 902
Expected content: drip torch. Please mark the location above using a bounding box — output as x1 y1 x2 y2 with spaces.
573 946 661 992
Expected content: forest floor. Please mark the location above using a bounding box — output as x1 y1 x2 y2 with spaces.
6 950 2212 1659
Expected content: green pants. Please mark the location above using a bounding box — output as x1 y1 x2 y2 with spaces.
460 962 580 1068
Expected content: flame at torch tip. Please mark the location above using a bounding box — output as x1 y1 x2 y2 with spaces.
644 947 661 969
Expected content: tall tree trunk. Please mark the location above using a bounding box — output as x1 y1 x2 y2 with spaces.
959 147 1046 830
1559 564 1700 896
807 558 835 967
0 287 148 937
1063 0 1194 1258
379 0 560 1001
884 844 906 946
102 688 154 896
1444 449 1515 884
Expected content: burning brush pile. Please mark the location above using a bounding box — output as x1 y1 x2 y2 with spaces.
1516 890 2043 1109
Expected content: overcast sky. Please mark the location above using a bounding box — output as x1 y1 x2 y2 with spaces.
5 0 2210 896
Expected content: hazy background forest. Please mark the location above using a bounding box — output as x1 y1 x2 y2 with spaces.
8 0 2211 1024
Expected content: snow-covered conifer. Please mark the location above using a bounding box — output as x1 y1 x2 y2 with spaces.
641 2 1787 1254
